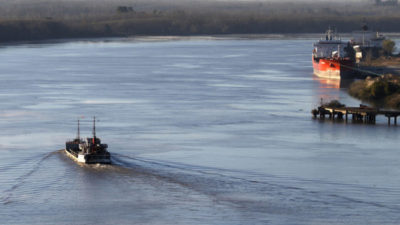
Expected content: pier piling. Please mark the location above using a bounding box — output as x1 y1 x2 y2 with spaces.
313 105 399 125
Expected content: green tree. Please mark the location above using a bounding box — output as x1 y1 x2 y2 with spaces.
382 39 396 56
370 81 387 99
385 81 399 96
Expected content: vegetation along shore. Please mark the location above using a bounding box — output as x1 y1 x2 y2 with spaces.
349 74 400 109
1 0 400 43
347 38 400 109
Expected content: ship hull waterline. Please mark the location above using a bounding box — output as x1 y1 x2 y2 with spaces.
64 148 111 164
313 58 355 80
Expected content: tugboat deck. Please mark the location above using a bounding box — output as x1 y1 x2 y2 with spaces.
64 117 111 164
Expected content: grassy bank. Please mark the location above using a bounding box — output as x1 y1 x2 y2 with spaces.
1 1 400 42
361 56 400 67
349 74 400 109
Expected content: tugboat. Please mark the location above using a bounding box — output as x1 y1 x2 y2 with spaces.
65 117 111 164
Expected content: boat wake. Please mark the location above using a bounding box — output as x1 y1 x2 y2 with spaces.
108 152 400 220
0 150 59 205
2 150 399 223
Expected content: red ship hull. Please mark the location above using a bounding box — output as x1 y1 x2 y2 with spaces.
312 57 355 79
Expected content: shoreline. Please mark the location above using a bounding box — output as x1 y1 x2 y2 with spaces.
348 74 400 109
1 33 400 47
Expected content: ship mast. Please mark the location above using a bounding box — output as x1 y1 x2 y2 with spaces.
92 116 96 144
77 119 80 140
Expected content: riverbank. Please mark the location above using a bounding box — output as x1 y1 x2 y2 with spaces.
349 74 400 109
358 56 400 76
2 17 400 44
1 0 400 43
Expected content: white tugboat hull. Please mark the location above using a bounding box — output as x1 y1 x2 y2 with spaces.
65 149 111 164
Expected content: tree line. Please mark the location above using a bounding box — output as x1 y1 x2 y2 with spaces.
0 4 400 43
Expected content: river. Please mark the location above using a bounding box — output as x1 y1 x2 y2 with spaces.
0 36 399 224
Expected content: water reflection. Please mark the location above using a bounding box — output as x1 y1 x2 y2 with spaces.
311 74 362 109
312 75 353 89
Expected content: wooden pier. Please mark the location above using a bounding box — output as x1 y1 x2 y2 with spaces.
312 105 400 125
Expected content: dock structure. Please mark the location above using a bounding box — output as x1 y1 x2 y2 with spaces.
312 105 400 125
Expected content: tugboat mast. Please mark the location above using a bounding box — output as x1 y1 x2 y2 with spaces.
77 119 80 140
92 116 96 144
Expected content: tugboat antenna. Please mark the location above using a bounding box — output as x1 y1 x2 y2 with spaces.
93 116 96 143
77 119 80 140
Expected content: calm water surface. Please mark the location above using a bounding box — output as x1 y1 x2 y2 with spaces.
0 37 399 224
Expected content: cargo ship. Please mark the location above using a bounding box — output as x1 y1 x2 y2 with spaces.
65 117 111 164
313 28 355 79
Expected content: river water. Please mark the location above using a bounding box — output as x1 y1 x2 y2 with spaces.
0 37 399 224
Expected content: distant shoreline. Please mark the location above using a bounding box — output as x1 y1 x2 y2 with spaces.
1 33 400 47
1 1 400 45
